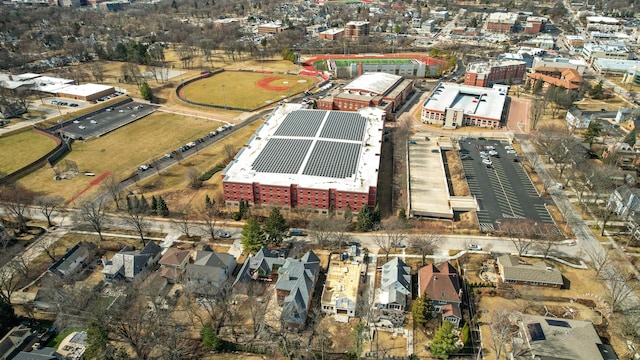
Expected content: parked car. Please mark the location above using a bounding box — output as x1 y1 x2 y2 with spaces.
288 229 307 237
138 164 150 171
78 125 86 129
217 231 231 238
468 244 482 251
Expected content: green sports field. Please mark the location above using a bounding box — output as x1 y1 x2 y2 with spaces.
333 58 414 66
0 130 58 174
180 71 312 110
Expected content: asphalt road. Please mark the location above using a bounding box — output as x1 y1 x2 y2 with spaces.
459 138 556 232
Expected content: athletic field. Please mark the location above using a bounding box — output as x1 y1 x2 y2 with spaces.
0 130 58 174
180 71 312 110
333 58 413 66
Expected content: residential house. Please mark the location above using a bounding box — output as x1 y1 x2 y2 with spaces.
158 248 191 283
566 108 593 129
615 107 637 123
418 262 463 327
497 255 563 288
608 185 640 218
321 255 362 322
374 258 411 312
12 347 62 360
234 246 285 285
48 242 92 277
101 242 162 282
0 325 34 360
275 251 321 330
602 143 640 171
186 246 237 293
516 314 618 360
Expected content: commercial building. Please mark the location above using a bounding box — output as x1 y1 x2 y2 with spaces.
344 21 369 38
526 67 583 91
421 83 508 129
56 83 115 101
581 43 631 63
594 58 640 76
213 18 240 29
586 16 622 31
623 66 640 86
258 22 287 34
525 16 547 34
317 72 414 117
222 105 385 214
485 12 518 33
464 59 526 87
563 34 586 50
532 57 587 76
318 28 344 41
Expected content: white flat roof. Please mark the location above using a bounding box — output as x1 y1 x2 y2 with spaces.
408 136 452 218
422 83 507 121
57 83 114 96
223 104 385 193
487 12 518 24
320 28 344 35
594 58 640 71
586 16 620 24
467 59 526 74
343 72 402 96
0 73 73 92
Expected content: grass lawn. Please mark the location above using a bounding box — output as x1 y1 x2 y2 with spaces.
50 328 78 349
130 120 263 210
0 129 57 174
180 71 313 110
17 112 223 202
333 58 413 66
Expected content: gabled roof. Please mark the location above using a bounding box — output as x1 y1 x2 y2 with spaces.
498 255 563 285
158 248 190 267
380 257 411 295
276 250 320 326
102 242 161 280
0 325 33 359
186 248 236 285
441 303 462 319
48 242 90 275
418 261 461 303
234 246 285 285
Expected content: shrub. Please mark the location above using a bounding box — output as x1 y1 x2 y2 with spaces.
199 163 226 181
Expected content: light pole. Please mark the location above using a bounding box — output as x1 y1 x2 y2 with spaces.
221 84 227 110
283 81 290 98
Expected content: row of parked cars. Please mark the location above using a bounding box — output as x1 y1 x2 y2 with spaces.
51 100 78 107
96 91 124 102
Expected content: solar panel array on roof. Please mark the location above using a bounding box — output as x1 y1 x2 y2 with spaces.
252 138 312 174
274 110 325 137
527 323 546 342
303 141 361 178
545 319 571 328
319 112 367 141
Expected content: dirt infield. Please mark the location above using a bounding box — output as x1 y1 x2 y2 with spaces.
255 76 289 91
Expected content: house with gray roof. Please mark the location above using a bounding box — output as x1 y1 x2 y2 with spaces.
12 347 62 360
101 242 162 282
48 242 92 277
233 246 285 286
185 246 237 293
0 325 34 360
275 251 321 330
517 314 618 360
497 255 563 288
608 185 640 218
374 258 411 312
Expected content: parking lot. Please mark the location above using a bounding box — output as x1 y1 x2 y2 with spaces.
459 138 556 232
60 101 157 140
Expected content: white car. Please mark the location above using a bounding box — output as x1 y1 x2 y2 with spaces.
482 158 492 165
489 150 498 156
506 150 516 155
73 120 80 124
468 244 483 251
90 120 97 124
504 145 514 150
78 125 86 129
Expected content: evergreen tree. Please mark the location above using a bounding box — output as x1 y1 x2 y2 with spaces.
205 194 213 208
412 295 432 328
158 196 170 217
171 0 178 10
582 119 602 148
140 81 153 101
430 321 458 359
0 297 17 334
201 323 222 351
151 196 158 215
241 218 265 253
372 203 381 224
343 204 353 222
356 206 373 232
461 322 470 346
263 207 288 244
84 321 109 360
590 79 604 99
532 78 543 96
126 196 133 211
398 208 407 222
139 195 149 213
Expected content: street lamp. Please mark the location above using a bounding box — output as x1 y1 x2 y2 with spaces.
221 84 227 110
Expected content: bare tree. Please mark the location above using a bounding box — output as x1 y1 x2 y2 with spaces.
197 203 220 240
586 247 611 279
410 232 440 266
501 219 535 256
0 260 26 303
489 309 515 360
122 199 151 246
34 195 64 228
89 62 105 82
173 205 193 239
185 167 202 189
530 98 545 130
77 197 111 244
223 143 238 162
373 220 407 261
0 184 33 235
602 270 638 312
101 175 124 210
